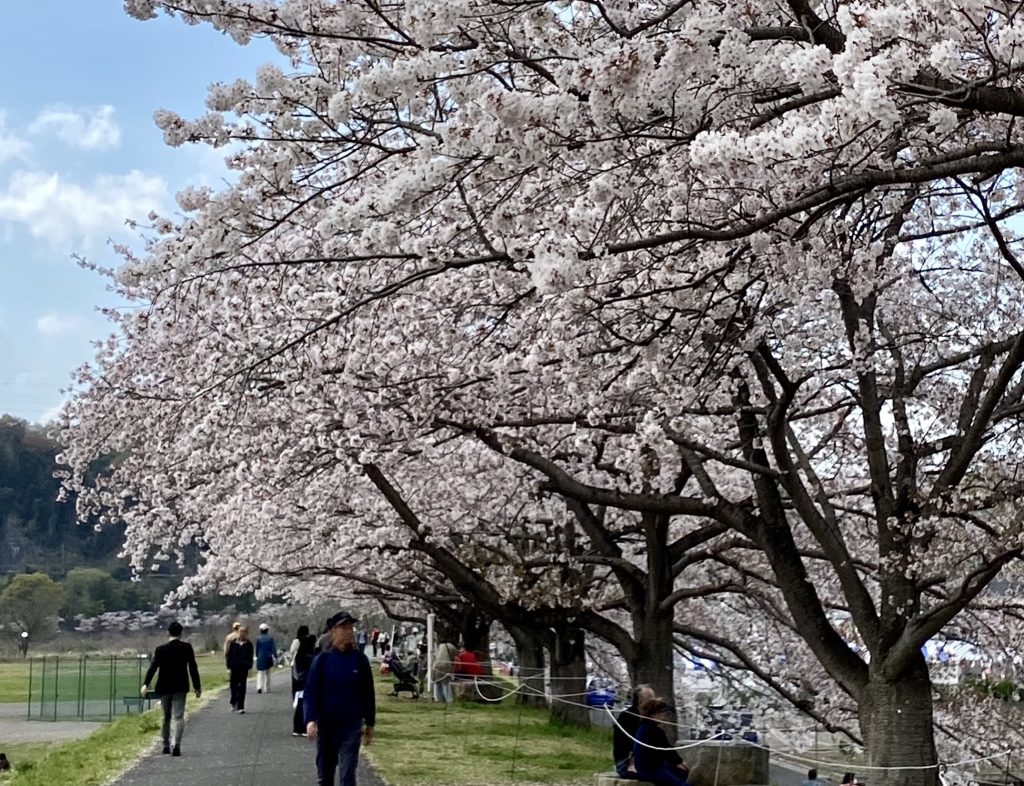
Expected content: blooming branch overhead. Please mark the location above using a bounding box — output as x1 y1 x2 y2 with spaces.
55 4 1024 784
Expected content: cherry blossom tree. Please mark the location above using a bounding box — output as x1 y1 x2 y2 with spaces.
57 2 1024 783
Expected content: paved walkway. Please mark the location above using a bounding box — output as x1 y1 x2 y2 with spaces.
112 686 387 786
0 703 103 743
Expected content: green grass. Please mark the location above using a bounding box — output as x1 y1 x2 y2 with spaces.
0 662 36 704
5 705 164 785
0 668 610 786
366 675 612 786
0 652 227 706
5 682 228 786
0 742 61 777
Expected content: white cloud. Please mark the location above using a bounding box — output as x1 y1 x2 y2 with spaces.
36 313 84 336
0 112 31 165
29 105 121 151
0 169 167 244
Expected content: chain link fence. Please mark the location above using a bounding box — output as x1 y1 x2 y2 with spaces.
26 655 154 721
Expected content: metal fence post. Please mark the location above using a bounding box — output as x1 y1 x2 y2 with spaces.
38 657 45 719
108 656 115 721
26 658 33 720
52 656 60 721
77 655 85 720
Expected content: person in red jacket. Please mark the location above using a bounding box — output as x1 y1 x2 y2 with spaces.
453 646 484 680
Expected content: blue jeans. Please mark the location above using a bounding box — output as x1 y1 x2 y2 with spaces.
160 693 186 747
316 725 362 786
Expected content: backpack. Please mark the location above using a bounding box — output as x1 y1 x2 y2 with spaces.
292 651 313 685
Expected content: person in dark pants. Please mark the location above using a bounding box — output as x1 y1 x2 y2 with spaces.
613 684 655 778
226 625 254 714
305 611 375 786
141 620 202 757
292 633 317 736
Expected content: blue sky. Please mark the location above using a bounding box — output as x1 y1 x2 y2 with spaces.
0 2 279 423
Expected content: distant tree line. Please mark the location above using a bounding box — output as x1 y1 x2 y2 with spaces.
0 415 249 641
0 415 123 576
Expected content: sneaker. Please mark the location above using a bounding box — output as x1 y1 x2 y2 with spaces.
291 732 301 737
237 709 245 714
171 747 181 757
257 689 262 694
162 745 170 755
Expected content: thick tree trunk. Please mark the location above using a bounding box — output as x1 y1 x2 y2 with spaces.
859 656 938 786
550 626 590 728
508 623 548 708
461 609 492 674
629 612 676 703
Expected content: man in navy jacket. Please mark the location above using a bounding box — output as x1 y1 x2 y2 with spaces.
305 611 375 786
142 621 202 756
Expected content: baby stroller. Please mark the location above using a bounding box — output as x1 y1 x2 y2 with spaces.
387 654 420 699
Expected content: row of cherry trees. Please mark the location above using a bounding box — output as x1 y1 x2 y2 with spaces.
59 2 1024 784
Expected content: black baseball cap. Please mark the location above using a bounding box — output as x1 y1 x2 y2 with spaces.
327 611 359 628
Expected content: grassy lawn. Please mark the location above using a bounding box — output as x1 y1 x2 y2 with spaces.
0 666 610 786
367 675 613 786
4 680 228 786
4 709 164 786
0 652 228 707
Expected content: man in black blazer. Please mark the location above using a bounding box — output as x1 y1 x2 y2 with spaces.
142 621 202 756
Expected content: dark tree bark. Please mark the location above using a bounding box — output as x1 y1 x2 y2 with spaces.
859 655 938 786
549 626 590 728
508 622 549 708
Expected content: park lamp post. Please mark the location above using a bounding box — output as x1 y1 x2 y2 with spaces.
19 631 28 658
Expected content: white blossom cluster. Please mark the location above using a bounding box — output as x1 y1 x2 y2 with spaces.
54 2 1024 778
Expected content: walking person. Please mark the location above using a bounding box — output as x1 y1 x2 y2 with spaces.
141 620 202 757
356 627 368 654
226 625 254 713
370 626 380 658
431 639 456 703
305 610 375 786
290 624 310 663
291 633 317 736
256 622 277 693
222 620 241 656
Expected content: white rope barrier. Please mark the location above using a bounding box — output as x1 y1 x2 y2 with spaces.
433 675 1019 776
600 706 1016 772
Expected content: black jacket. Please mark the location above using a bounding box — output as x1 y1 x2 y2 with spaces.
633 720 684 773
226 639 254 672
613 703 643 763
144 638 201 695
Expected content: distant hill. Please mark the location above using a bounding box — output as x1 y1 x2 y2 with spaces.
0 415 125 578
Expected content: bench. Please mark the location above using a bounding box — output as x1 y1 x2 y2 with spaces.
122 695 157 713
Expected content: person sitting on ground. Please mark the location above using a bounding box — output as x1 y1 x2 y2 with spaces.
632 697 690 786
0 752 11 771
613 684 655 779
452 645 484 680
802 768 828 786
841 774 855 785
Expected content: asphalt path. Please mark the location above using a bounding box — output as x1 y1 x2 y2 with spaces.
0 702 103 743
110 685 387 786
